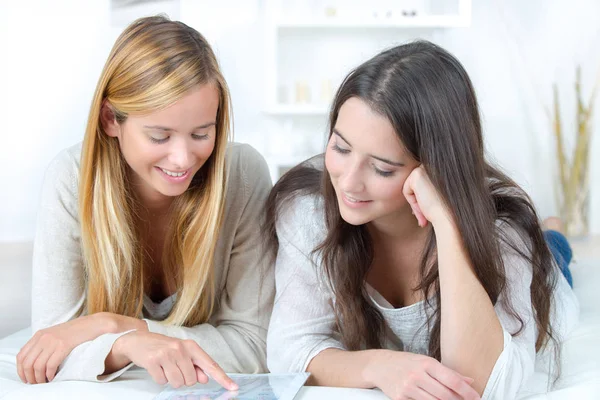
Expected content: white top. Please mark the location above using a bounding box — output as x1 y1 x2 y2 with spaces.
31 142 274 382
266 195 580 400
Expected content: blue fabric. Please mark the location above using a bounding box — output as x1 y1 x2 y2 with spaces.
544 230 573 287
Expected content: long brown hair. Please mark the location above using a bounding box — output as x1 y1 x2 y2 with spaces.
79 16 232 326
265 40 558 359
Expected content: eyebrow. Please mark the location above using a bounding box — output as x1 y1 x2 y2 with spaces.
143 122 216 132
333 128 404 167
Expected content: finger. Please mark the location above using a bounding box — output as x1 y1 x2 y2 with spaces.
162 360 185 389
16 349 27 383
45 348 67 382
403 179 426 227
146 364 168 386
22 346 44 384
33 348 54 384
18 333 39 358
16 335 39 383
176 357 198 387
420 373 461 400
191 348 237 390
412 203 427 227
428 365 480 400
195 366 209 384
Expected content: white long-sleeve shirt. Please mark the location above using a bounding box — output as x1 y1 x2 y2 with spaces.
266 194 579 400
31 142 274 382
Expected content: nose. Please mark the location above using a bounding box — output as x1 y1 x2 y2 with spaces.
167 138 193 170
338 161 365 194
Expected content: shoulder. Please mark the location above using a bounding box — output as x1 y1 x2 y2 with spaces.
226 142 270 177
277 193 327 252
45 143 82 179
225 142 272 196
495 220 530 254
41 142 82 200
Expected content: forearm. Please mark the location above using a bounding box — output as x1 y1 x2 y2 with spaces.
306 348 381 388
435 219 503 394
65 312 122 343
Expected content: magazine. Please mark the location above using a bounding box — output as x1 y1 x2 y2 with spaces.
154 373 310 400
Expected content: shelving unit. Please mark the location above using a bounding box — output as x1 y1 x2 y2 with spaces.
263 0 472 178
264 104 331 116
274 15 470 30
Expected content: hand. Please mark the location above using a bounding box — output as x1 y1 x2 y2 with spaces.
403 165 450 228
365 350 481 400
113 331 238 390
16 313 113 384
17 312 144 384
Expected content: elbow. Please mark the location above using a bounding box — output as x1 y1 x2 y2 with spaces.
266 342 290 374
480 337 536 399
266 332 299 374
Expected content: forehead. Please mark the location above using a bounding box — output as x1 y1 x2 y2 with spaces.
134 83 219 126
335 97 406 157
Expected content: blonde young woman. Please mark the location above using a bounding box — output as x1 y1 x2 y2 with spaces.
15 16 273 389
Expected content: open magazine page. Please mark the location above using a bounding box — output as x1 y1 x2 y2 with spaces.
154 373 311 400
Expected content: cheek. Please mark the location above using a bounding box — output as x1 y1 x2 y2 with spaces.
119 130 154 167
374 176 408 206
324 148 342 180
194 137 216 162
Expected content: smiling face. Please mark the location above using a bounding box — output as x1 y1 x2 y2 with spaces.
325 97 420 227
102 83 219 208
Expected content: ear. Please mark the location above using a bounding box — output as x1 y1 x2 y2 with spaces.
100 100 120 138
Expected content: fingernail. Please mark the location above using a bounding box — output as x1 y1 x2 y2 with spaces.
230 383 238 390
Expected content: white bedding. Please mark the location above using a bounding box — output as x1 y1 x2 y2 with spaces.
0 260 598 399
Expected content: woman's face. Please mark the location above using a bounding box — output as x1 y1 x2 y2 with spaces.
325 97 420 227
104 83 219 207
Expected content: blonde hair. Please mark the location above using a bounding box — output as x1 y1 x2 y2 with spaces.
79 16 232 326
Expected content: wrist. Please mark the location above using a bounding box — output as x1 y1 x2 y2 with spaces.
361 349 388 388
112 330 135 360
92 312 120 335
431 210 457 233
96 312 148 333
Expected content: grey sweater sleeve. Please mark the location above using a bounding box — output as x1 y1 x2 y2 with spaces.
31 145 85 332
30 145 135 382
266 195 346 374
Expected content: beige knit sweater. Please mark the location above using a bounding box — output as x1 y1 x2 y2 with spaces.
31 142 274 382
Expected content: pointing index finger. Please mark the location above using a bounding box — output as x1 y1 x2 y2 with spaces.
191 348 238 391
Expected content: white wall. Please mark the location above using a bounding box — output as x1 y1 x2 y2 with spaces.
0 0 118 241
0 0 598 241
438 0 600 234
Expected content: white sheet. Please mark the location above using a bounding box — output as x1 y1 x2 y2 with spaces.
1 260 598 399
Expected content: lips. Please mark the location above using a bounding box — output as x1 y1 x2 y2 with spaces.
340 193 372 210
158 167 188 177
344 193 369 203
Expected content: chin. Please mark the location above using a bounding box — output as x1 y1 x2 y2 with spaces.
157 185 190 198
339 208 370 226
